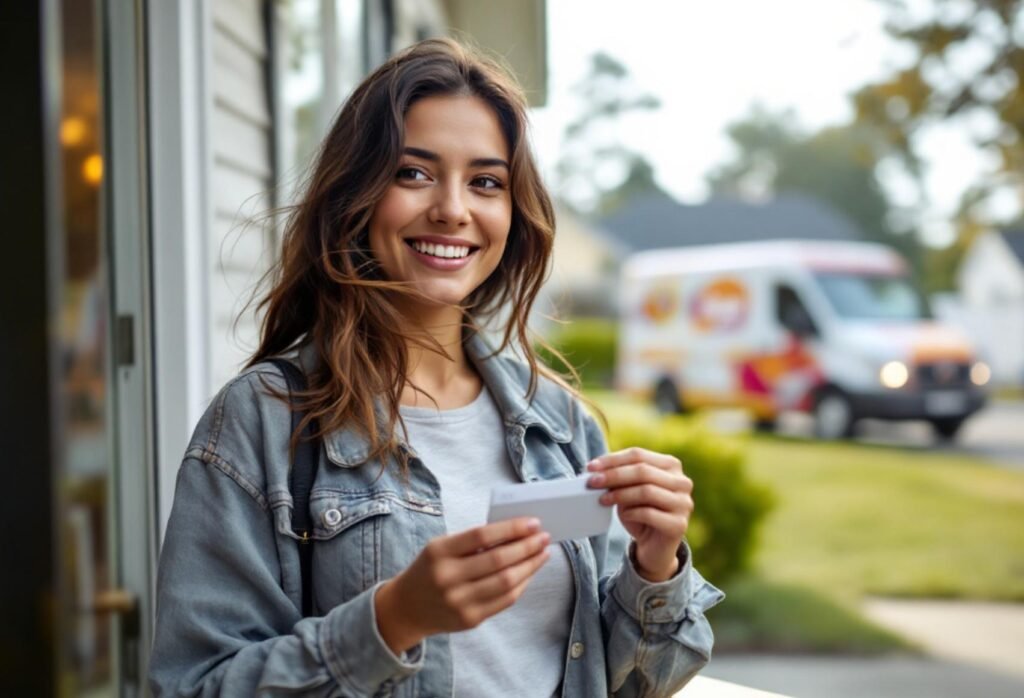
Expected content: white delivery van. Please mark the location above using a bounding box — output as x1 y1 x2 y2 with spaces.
617 240 991 439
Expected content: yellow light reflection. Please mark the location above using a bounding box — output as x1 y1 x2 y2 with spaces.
82 154 103 185
61 116 87 146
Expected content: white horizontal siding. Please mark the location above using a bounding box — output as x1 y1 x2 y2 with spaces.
207 0 274 394
211 107 272 179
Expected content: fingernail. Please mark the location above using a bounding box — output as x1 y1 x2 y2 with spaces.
587 459 602 470
588 474 605 487
527 518 541 531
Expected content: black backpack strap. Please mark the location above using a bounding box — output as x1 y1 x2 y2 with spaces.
267 358 319 617
558 441 583 474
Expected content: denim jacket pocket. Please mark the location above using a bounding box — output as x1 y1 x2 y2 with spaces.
309 492 394 607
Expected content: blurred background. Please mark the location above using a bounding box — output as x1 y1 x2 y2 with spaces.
3 0 1022 696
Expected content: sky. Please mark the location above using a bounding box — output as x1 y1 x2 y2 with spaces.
529 0 1013 247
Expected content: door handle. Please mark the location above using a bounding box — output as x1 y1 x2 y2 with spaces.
89 588 141 683
89 588 137 615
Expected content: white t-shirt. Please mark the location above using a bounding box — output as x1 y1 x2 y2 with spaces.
399 386 575 698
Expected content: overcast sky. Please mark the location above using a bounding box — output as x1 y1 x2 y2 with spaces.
530 0 1012 247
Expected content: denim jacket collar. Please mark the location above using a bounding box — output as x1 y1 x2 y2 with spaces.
295 330 574 468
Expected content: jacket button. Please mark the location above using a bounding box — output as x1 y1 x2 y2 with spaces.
649 597 667 609
322 508 342 527
570 641 584 659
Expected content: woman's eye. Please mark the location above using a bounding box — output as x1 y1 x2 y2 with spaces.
473 175 504 190
396 167 428 182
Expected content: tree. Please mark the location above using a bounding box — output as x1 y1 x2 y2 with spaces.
706 106 922 269
854 0 1023 186
555 52 667 215
852 0 1024 287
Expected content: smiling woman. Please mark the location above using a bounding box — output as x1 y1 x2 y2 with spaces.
149 38 723 698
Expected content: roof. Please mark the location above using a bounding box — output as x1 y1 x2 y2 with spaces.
596 192 864 251
622 239 906 279
999 228 1024 264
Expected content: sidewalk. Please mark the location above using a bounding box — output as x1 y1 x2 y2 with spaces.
701 597 1024 697
702 654 1024 698
862 597 1024 679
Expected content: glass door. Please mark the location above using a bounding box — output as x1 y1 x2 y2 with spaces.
54 0 120 693
52 0 152 694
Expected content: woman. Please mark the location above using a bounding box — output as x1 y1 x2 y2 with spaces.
150 38 723 697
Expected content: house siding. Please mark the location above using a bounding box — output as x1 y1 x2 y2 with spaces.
208 0 275 391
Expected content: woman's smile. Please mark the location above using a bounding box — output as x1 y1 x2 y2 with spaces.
403 236 481 270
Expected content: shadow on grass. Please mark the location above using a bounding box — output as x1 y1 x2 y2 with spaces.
707 576 917 655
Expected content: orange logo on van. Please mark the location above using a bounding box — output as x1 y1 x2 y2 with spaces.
690 278 749 332
640 284 679 325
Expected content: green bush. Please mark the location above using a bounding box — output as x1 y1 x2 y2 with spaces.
536 317 617 389
606 415 774 583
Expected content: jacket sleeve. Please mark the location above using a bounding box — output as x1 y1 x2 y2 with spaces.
578 411 726 698
149 377 424 697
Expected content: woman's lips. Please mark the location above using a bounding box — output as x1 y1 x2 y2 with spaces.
405 240 478 270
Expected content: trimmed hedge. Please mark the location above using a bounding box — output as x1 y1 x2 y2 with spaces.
536 317 617 389
606 416 774 583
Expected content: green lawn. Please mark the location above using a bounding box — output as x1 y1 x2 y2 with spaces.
586 390 1024 652
745 435 1024 602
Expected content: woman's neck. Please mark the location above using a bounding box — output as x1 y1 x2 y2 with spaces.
398 306 481 408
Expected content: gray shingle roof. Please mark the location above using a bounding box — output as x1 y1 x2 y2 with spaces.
596 192 864 251
1000 228 1024 264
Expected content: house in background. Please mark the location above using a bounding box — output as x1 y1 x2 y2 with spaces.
598 190 863 250
954 228 1024 385
532 203 628 331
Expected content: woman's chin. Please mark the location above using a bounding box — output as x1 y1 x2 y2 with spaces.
397 286 471 315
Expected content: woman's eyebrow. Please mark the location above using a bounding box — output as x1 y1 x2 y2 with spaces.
403 146 509 170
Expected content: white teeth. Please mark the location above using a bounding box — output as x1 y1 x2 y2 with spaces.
410 240 472 259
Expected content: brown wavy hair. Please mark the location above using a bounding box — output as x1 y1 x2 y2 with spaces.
244 38 593 469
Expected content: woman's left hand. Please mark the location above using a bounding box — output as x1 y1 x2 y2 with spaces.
586 447 693 583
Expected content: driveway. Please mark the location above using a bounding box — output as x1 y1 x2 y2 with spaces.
708 400 1024 467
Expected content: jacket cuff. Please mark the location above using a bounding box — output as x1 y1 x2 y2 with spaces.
612 540 693 624
320 582 425 694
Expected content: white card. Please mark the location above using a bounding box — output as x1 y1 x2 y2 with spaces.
487 476 612 543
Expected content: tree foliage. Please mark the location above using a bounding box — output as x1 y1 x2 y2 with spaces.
850 0 1024 290
706 106 922 269
854 0 1023 212
556 52 667 214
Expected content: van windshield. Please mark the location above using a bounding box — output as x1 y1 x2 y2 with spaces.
813 272 932 321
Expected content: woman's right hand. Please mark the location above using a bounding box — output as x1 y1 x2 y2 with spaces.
374 517 551 654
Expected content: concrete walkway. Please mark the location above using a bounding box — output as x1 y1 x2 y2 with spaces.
700 598 1024 697
861 598 1024 679
702 654 1024 698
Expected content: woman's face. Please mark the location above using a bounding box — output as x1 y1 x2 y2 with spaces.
368 95 513 316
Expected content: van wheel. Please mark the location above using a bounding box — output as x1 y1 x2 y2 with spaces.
930 417 965 441
654 380 683 415
754 418 777 433
813 390 854 440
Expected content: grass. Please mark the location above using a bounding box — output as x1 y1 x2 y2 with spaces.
744 435 1024 602
705 576 912 654
586 389 1024 652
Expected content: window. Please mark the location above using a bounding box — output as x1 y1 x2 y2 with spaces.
813 272 932 321
776 285 819 336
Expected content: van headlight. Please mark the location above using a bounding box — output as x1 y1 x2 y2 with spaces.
970 361 991 386
880 361 909 389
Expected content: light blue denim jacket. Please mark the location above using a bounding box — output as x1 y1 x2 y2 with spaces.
149 331 725 697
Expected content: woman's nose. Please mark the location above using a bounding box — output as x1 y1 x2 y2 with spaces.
429 183 471 227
